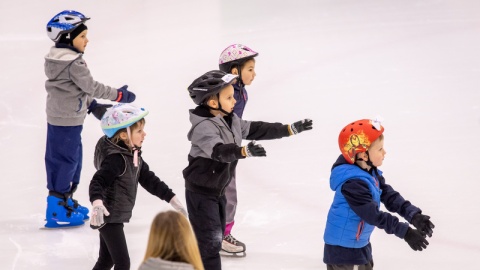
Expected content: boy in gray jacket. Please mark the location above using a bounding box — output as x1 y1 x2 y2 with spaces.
183 70 313 270
44 10 136 228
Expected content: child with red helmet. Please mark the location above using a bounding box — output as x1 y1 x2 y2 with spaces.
217 43 258 253
323 118 435 269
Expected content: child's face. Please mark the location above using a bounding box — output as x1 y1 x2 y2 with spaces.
130 122 146 147
218 85 236 115
240 59 256 86
368 138 386 167
72 30 89 53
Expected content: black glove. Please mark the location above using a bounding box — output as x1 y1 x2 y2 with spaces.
411 213 435 237
115 85 136 103
290 119 313 135
243 141 266 157
404 227 429 251
87 100 113 120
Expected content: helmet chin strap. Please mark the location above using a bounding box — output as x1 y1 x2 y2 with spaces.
126 127 139 167
204 94 233 116
234 65 244 87
355 151 375 171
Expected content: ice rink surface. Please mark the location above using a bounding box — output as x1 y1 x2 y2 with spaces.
1 0 479 269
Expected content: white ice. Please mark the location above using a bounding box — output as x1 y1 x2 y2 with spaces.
1 0 479 269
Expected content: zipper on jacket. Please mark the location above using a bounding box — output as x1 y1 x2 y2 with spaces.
356 220 365 241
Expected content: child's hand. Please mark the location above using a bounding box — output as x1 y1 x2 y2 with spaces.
404 227 429 251
289 119 313 135
115 85 136 103
411 213 435 237
90 199 110 229
87 100 112 120
169 195 188 217
242 141 266 157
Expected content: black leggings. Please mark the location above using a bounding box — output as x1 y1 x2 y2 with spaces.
92 223 130 270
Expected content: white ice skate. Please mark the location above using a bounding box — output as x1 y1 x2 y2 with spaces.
221 234 246 256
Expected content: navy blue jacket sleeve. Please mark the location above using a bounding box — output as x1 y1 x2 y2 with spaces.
341 179 409 238
138 160 176 203
378 175 421 223
89 154 125 202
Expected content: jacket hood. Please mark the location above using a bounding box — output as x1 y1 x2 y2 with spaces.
44 46 82 79
187 105 225 140
330 154 373 191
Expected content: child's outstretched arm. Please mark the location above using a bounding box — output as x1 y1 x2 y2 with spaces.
137 160 175 202
342 179 429 251
138 161 187 216
68 60 135 103
243 119 313 141
378 174 435 237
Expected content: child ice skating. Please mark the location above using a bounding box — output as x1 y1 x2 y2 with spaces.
183 70 313 270
323 118 435 270
217 44 258 253
89 104 187 270
44 10 136 228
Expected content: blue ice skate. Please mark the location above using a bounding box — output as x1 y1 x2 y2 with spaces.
67 197 90 220
44 195 85 229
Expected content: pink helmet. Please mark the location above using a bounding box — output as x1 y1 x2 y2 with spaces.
219 44 258 72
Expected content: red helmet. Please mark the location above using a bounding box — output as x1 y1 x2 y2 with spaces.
338 118 384 164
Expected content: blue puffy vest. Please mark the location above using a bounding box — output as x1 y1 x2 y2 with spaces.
323 164 382 248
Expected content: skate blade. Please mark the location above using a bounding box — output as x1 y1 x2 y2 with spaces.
220 250 246 258
41 221 85 230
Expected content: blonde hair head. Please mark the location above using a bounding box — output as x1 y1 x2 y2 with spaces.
143 211 204 270
110 118 146 145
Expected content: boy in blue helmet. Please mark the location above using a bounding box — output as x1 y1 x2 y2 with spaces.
44 10 136 228
323 118 435 269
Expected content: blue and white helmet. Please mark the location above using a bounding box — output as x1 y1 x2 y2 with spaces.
101 104 149 138
46 10 90 42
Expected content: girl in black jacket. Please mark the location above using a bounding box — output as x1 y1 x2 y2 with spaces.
89 104 187 270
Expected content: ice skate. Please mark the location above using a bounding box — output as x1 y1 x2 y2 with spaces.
44 194 85 229
67 197 90 220
221 234 246 256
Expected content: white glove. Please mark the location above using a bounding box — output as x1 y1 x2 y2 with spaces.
169 195 188 217
90 199 110 229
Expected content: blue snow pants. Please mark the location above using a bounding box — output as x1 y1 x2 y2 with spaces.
45 124 83 194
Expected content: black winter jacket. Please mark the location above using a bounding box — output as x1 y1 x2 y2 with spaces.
89 136 175 223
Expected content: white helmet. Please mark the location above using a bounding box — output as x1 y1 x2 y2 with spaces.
101 104 149 138
46 10 90 42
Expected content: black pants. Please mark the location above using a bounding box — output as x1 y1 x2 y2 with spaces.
93 223 130 270
186 190 226 270
327 260 374 270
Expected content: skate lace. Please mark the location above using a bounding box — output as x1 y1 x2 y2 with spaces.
225 234 238 244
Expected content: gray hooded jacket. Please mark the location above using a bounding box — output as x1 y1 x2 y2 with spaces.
44 46 118 126
183 106 290 196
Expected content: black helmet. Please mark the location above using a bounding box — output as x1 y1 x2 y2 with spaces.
188 70 238 105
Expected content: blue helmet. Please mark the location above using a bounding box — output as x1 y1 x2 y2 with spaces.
46 10 90 42
101 104 149 138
